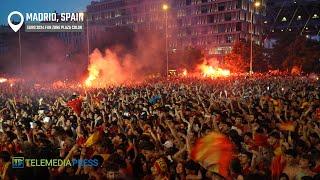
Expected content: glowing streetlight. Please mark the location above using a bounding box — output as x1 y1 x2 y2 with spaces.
84 12 90 67
162 3 169 77
250 1 261 75
254 2 261 7
162 4 169 11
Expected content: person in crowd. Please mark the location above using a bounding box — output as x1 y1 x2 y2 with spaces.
0 75 319 179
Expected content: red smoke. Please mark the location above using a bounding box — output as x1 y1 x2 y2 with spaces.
84 48 136 87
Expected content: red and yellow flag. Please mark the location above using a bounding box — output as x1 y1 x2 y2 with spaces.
84 131 101 147
191 132 234 178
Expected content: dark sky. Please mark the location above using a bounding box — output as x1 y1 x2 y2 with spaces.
0 0 92 25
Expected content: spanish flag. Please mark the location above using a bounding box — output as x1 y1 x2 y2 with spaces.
84 131 101 147
191 132 234 178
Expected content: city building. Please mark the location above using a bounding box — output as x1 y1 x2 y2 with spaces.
0 25 11 56
86 0 266 58
54 13 85 55
57 32 84 54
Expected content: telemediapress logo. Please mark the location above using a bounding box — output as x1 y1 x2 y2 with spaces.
12 157 24 168
7 11 84 33
12 157 99 168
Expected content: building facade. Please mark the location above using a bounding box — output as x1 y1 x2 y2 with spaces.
86 0 266 56
0 25 11 56
57 32 84 54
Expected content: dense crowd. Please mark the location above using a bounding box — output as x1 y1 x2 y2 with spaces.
0 75 320 180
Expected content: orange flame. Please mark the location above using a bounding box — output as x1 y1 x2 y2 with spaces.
0 78 8 83
182 69 188 76
199 64 230 78
85 64 99 87
197 58 230 78
83 49 136 88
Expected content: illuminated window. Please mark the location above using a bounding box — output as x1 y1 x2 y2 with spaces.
214 47 224 54
226 35 233 43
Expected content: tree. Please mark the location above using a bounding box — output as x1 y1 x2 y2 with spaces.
223 40 268 73
223 41 249 73
268 32 320 73
224 51 247 73
282 36 320 72
268 32 296 69
170 47 204 70
182 47 204 69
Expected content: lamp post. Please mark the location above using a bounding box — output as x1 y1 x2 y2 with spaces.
250 1 261 75
162 4 169 77
18 29 22 75
86 12 90 66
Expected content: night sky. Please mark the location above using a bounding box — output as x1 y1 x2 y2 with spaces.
0 0 92 25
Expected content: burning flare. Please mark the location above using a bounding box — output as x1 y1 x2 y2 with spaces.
182 69 188 76
85 64 100 87
83 49 136 88
199 64 230 78
197 58 230 78
0 78 8 83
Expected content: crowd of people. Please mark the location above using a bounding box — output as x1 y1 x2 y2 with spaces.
0 75 320 180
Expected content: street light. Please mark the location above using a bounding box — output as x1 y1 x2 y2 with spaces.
162 3 169 77
250 1 261 75
85 12 90 67
18 28 22 75
254 1 261 7
162 4 169 11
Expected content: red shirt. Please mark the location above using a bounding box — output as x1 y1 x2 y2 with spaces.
14 143 22 153
253 134 268 147
242 164 251 175
76 136 86 146
312 165 320 173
